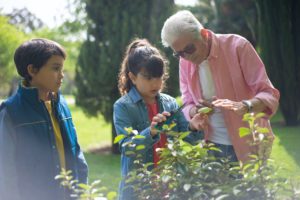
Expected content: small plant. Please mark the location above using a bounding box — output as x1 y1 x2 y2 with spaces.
118 113 300 199
55 168 117 200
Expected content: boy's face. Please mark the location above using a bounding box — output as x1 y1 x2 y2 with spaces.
29 55 64 96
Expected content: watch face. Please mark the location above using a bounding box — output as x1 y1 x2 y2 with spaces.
242 100 252 112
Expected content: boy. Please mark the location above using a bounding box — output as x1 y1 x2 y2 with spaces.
0 38 88 200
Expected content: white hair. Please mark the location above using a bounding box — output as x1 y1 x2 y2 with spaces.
161 10 203 47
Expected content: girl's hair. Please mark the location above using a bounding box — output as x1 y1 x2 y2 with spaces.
118 38 169 96
161 10 203 47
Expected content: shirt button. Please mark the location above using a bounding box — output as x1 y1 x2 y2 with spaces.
56 165 60 169
49 126 52 130
52 145 56 149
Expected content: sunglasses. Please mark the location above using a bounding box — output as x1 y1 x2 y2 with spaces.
173 43 196 58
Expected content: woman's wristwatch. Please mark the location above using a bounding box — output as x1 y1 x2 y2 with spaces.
242 100 253 113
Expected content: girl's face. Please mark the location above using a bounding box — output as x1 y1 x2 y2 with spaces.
129 69 163 104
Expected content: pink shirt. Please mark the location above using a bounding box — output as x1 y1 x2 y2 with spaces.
179 31 280 162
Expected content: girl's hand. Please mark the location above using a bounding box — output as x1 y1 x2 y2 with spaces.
150 111 171 136
189 113 209 131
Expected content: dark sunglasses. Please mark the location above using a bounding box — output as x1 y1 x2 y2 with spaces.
173 43 196 58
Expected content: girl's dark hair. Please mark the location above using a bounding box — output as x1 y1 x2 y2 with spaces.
14 38 66 84
118 38 169 96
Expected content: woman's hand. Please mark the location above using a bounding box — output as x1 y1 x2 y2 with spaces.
150 111 171 136
211 98 247 115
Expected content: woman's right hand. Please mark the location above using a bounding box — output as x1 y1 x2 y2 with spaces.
189 98 214 118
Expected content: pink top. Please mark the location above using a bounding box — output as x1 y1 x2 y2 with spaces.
179 31 280 162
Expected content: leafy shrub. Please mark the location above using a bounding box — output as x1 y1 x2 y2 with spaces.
55 168 117 200
119 113 300 200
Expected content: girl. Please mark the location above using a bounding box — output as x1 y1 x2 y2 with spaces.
113 38 203 200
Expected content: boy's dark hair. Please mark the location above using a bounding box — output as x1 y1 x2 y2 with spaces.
14 38 66 83
118 38 169 96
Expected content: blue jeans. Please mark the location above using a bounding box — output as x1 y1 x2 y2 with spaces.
207 142 238 163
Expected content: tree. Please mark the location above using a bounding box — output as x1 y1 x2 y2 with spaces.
6 8 44 33
76 0 175 153
188 0 257 46
0 15 26 97
256 0 300 125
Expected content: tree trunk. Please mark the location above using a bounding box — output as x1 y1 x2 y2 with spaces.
256 0 300 126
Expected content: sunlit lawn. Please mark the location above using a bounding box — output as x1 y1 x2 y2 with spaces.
70 99 300 192
269 112 300 180
68 103 120 191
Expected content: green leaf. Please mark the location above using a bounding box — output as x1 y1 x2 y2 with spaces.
198 107 213 114
124 127 133 133
239 127 251 138
242 113 253 121
133 135 145 139
77 183 90 190
209 147 222 152
179 131 190 140
114 134 126 144
91 180 101 186
182 145 193 153
107 191 117 200
255 112 265 119
136 145 145 151
162 124 169 130
257 127 269 134
169 122 176 129
125 151 136 156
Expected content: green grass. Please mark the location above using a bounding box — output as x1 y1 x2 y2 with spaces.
271 125 300 179
69 104 112 152
70 102 300 192
69 103 120 191
84 153 121 191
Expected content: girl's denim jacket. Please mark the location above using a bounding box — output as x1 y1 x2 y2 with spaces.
113 87 203 200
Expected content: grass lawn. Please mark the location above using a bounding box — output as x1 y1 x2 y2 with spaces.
68 103 121 191
70 102 300 192
69 104 112 151
270 112 300 180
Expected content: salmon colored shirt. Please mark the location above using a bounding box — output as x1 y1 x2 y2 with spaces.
179 31 280 162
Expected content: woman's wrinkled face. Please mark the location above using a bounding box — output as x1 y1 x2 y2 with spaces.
172 30 209 65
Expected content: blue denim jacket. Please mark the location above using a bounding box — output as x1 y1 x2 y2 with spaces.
113 87 203 200
0 85 88 200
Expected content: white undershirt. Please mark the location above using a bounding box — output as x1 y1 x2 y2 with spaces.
198 60 231 145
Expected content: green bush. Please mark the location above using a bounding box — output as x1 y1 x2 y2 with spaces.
120 113 300 200
55 168 117 200
57 113 300 199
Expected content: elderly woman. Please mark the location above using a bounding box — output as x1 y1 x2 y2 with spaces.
161 10 280 163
